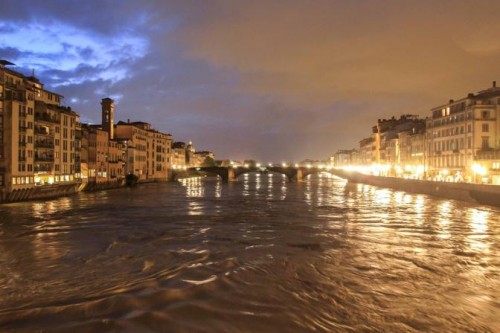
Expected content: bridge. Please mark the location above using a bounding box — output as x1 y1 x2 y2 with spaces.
169 165 346 182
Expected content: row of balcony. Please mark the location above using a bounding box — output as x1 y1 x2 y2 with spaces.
35 112 60 124
34 165 52 172
35 155 54 162
475 149 500 160
35 127 53 136
35 141 55 148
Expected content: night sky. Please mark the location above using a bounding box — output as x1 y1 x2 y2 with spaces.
2 1 500 162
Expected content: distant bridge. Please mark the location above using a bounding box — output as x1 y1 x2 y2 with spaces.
169 166 347 183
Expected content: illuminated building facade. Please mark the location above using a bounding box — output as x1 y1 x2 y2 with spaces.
427 82 500 184
115 120 172 181
0 60 80 201
332 149 359 168
81 124 125 184
358 137 375 166
172 141 187 169
368 115 426 176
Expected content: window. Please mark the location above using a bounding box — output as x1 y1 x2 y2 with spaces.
482 111 490 119
482 137 490 149
482 123 489 132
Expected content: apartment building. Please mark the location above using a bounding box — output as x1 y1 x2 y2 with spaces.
172 141 187 168
331 149 359 168
115 120 172 181
427 82 500 183
0 60 80 201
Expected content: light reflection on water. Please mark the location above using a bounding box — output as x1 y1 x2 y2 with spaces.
0 173 499 332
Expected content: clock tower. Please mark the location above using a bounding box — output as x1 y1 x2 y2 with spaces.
101 97 115 139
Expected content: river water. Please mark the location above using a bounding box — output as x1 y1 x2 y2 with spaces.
0 173 499 332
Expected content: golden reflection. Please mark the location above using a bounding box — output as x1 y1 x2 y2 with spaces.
215 180 222 198
187 201 204 216
316 176 324 206
394 191 404 205
267 173 274 199
304 179 312 206
437 201 451 239
32 224 68 261
280 183 287 200
413 195 425 224
181 177 204 197
243 174 250 196
466 209 490 253
32 201 56 218
469 209 489 234
373 188 391 206
255 173 261 190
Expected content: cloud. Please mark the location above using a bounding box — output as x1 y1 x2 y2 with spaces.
0 21 148 84
3 1 500 161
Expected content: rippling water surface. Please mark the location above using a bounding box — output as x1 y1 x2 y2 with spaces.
0 174 499 332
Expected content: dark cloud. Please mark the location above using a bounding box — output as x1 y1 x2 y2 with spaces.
2 1 500 161
0 47 24 60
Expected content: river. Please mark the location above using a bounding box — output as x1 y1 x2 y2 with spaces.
0 173 499 332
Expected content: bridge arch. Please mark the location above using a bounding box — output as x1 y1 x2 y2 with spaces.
169 167 231 182
300 168 339 180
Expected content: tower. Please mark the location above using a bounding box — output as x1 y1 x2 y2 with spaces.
101 97 114 139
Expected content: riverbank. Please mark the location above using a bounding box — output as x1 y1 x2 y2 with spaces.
1 179 131 204
335 169 500 208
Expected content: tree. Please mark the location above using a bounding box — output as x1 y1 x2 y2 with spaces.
202 156 216 167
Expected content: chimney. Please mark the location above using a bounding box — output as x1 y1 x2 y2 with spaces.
493 81 497 88
467 93 474 98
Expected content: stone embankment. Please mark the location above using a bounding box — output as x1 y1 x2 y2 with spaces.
335 170 500 208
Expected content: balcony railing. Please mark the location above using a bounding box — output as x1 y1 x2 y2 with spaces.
35 141 55 148
34 165 52 172
19 126 28 132
35 113 59 124
34 127 53 136
475 149 500 160
35 156 54 162
19 141 27 147
18 156 27 162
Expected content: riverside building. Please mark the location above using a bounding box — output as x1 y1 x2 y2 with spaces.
370 115 426 177
115 120 172 182
427 82 500 184
0 60 80 202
